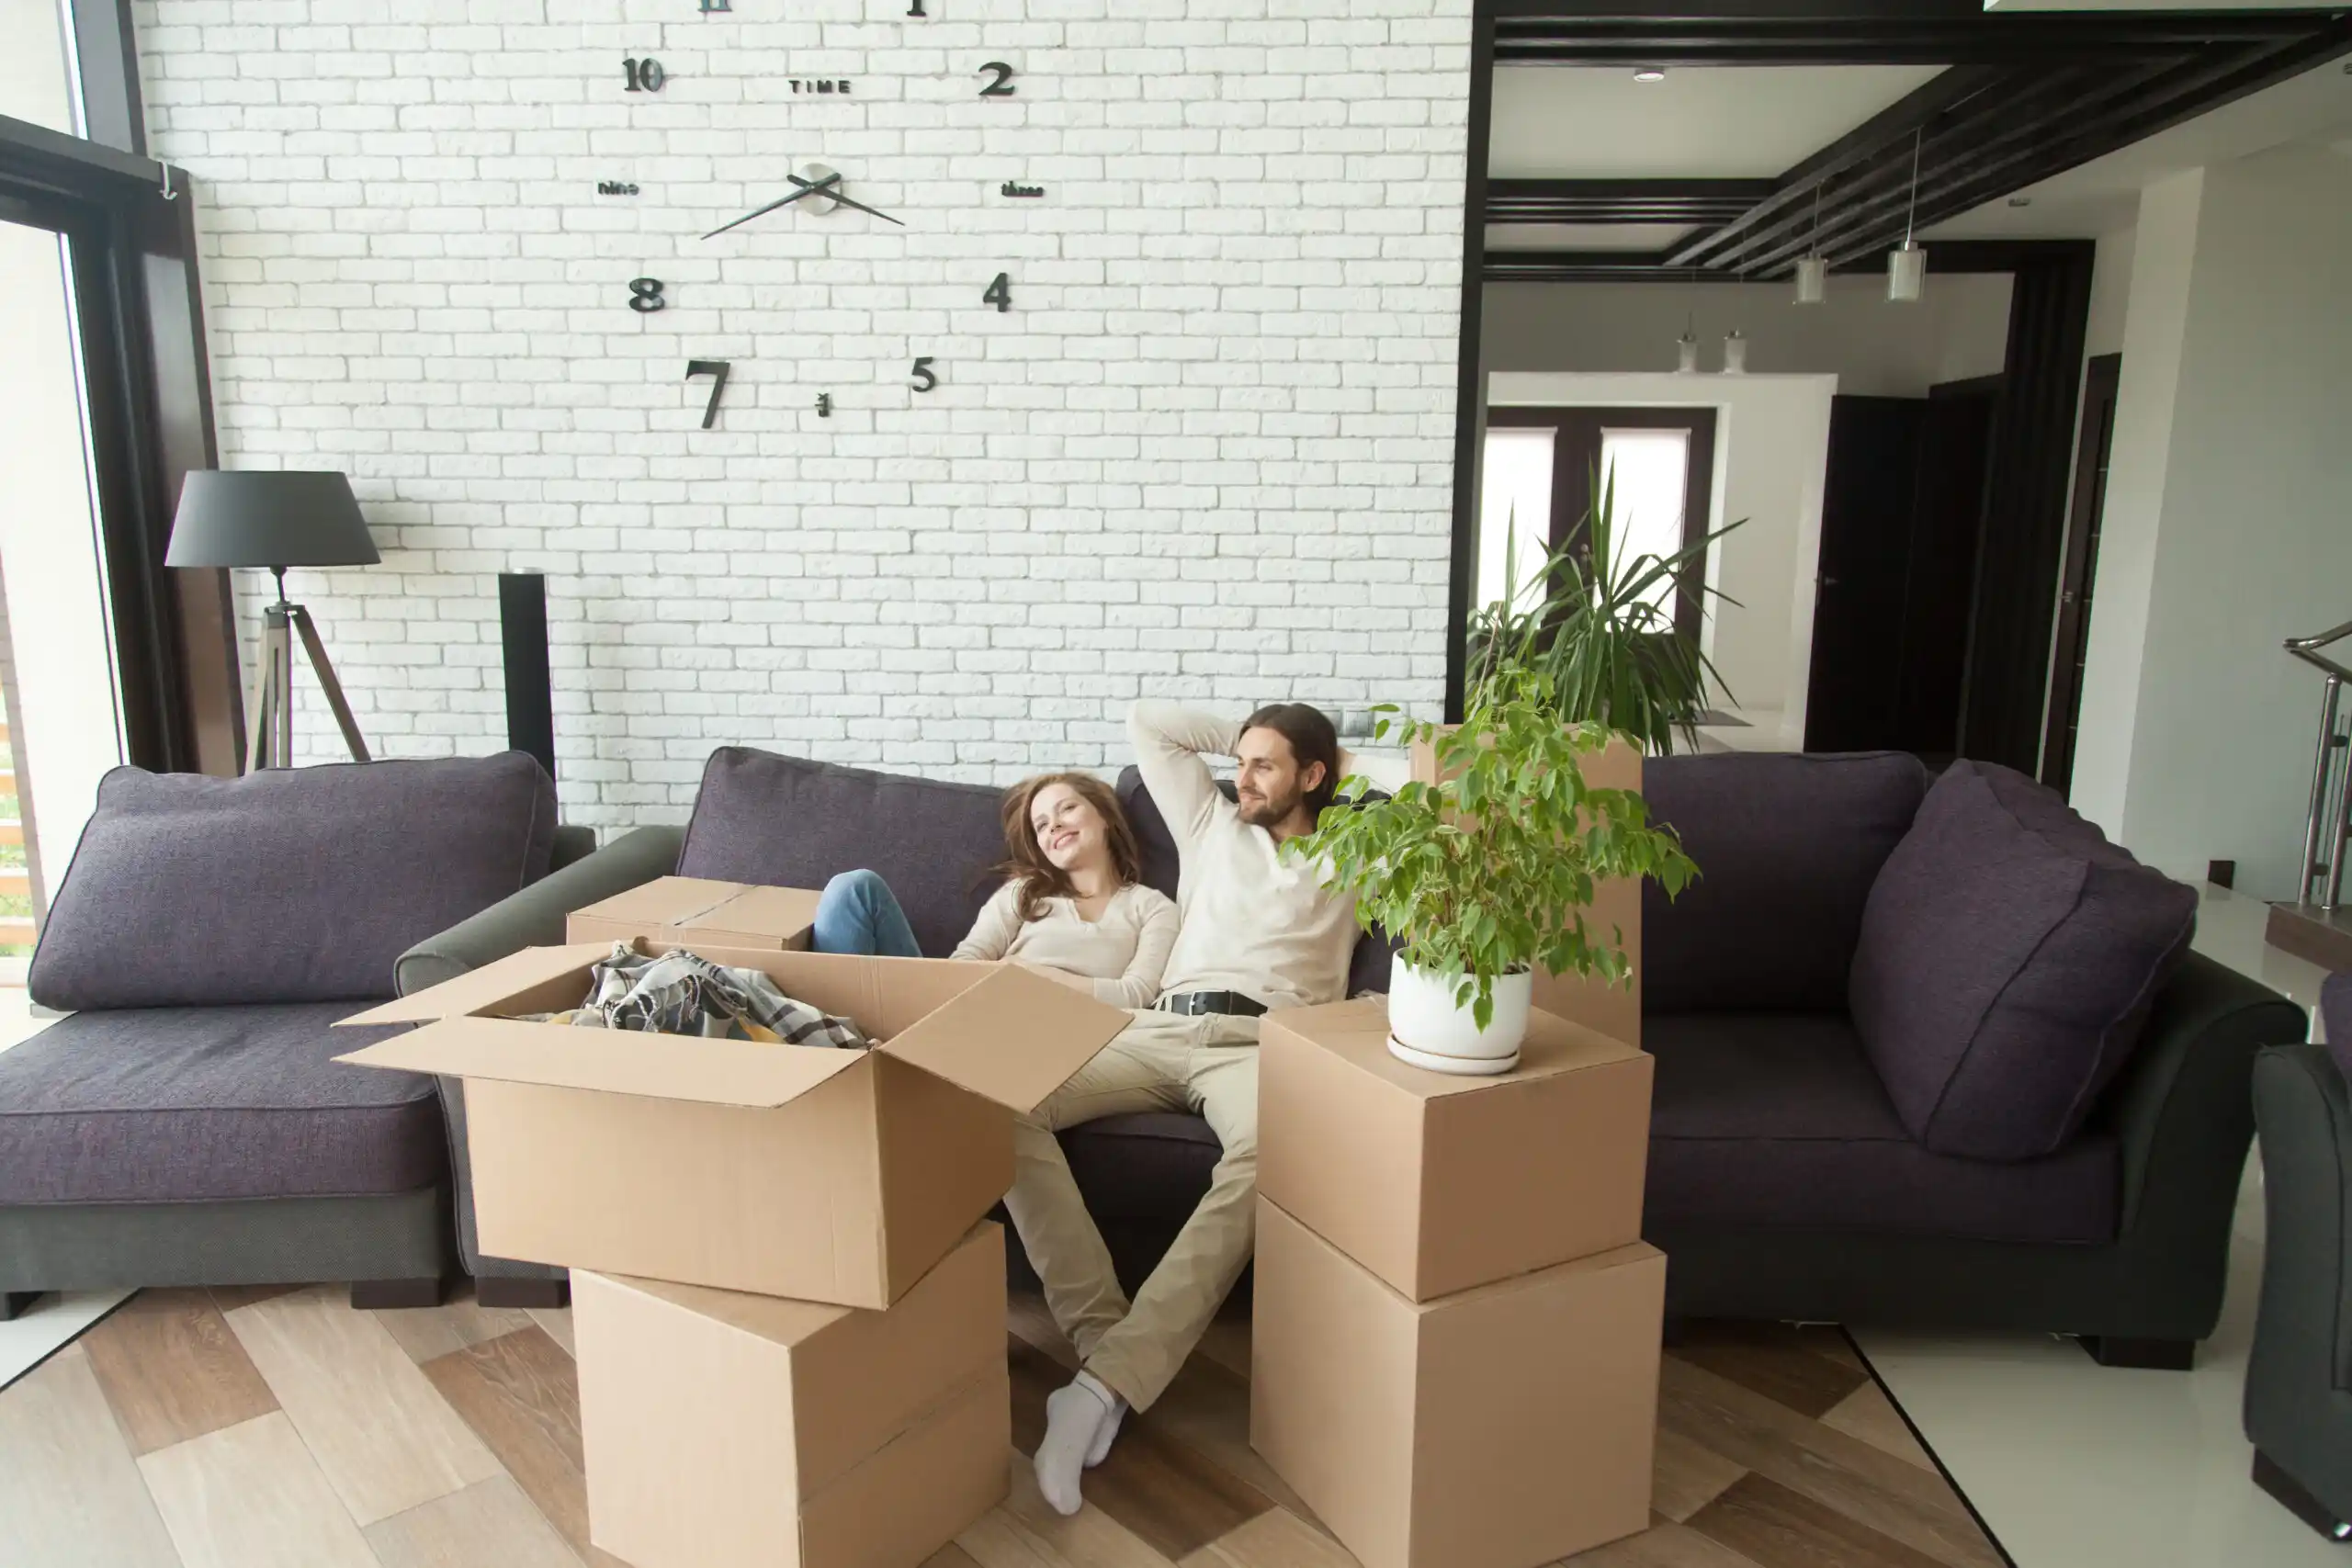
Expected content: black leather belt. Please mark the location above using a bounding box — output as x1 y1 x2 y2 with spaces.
1158 990 1268 1019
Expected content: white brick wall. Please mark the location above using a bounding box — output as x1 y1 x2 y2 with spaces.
132 0 1471 828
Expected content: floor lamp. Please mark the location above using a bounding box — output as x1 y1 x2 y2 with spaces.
166 470 381 773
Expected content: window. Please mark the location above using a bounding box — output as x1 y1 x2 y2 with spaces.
1477 426 1555 612
1483 405 1718 638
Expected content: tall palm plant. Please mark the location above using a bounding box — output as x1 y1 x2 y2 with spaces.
1469 465 1743 755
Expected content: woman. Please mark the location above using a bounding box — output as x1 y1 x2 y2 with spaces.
812 773 1180 1008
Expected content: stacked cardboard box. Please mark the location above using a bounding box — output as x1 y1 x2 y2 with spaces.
1252 998 1665 1568
565 874 824 953
338 922 1130 1568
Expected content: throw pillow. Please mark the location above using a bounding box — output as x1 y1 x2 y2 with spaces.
1849 759 2197 1160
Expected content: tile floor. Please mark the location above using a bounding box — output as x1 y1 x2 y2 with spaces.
1852 883 2335 1568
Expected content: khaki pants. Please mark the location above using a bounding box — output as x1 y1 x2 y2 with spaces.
1003 1008 1260 1412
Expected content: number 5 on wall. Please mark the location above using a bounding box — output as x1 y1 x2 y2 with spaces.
686 359 730 429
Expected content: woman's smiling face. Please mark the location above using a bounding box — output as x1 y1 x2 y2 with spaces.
1030 781 1108 874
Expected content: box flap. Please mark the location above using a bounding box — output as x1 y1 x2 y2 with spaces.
571 875 749 928
701 885 822 940
335 944 617 1026
334 1014 867 1107
877 964 1130 1111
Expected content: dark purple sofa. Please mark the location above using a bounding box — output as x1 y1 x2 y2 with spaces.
0 754 579 1319
403 745 2303 1362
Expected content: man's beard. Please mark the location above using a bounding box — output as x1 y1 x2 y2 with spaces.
1238 784 1302 829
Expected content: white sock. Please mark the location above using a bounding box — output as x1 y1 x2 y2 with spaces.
1082 1371 1127 1468
1035 1371 1123 1516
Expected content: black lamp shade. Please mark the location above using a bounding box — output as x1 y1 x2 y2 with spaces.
165 469 381 570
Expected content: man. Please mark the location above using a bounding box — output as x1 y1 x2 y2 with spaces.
1004 698 1362 1515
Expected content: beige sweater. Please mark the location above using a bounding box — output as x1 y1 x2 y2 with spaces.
1130 701 1359 1012
950 880 1182 1010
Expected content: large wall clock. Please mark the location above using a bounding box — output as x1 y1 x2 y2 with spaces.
604 9 1032 432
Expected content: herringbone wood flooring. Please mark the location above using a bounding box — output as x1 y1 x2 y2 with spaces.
0 1283 2007 1568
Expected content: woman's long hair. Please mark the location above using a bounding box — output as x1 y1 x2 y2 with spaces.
995 773 1146 923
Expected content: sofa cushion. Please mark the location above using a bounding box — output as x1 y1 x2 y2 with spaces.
1642 751 1928 1014
1061 1111 1224 1221
0 1004 443 1204
2328 972 2352 1088
1645 1012 2119 1244
29 754 558 1010
1849 760 2197 1161
677 748 1003 958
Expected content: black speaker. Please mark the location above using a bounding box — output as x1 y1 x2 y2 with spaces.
499 573 555 780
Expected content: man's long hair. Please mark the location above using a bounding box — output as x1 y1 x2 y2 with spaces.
1242 703 1341 821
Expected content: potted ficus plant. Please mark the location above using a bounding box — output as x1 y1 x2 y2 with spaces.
1284 655 1697 1074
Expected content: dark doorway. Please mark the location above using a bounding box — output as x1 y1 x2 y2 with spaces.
2040 352 2123 795
1804 379 1998 758
1899 376 2001 758
1804 396 1925 753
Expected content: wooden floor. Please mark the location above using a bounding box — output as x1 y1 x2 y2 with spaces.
0 1283 2007 1568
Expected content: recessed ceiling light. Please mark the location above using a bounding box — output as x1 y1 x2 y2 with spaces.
1633 67 1667 83
2007 195 2032 208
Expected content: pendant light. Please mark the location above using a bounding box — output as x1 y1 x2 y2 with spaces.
1887 130 1927 303
1675 268 1700 371
1793 183 1827 305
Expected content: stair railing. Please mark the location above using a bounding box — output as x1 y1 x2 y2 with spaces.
2289 618 2352 908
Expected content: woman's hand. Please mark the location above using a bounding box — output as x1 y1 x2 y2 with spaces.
1013 962 1097 993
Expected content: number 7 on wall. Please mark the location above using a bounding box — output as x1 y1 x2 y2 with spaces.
686 359 730 429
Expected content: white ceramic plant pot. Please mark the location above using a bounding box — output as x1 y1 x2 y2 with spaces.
1386 959 1533 1077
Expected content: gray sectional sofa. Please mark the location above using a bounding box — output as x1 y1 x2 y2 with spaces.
404 743 2303 1364
0 754 582 1316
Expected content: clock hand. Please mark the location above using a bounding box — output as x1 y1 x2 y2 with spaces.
785 172 906 228
699 175 844 240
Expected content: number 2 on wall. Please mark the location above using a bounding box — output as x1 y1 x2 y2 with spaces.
978 62 1015 96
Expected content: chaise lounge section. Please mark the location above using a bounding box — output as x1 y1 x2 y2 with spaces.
0 754 576 1317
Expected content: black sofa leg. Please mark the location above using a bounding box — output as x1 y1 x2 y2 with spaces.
351 1276 448 1311
1 1291 41 1322
2254 1450 2352 1540
474 1276 569 1311
2080 1334 2196 1370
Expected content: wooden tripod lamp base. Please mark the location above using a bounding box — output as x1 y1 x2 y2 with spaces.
244 595 370 773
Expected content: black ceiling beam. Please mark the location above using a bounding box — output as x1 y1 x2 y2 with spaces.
1688 58 2165 274
1663 62 2014 268
1484 249 1687 283
1487 177 1775 225
1497 9 2352 284
1491 9 2352 66
1738 24 2352 277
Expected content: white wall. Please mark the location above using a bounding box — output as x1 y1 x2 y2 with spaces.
1482 271 2012 397
2072 141 2352 897
2083 223 2137 358
0 0 74 132
1487 370 1836 743
130 1 1473 825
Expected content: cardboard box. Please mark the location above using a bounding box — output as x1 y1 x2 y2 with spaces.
566 874 822 952
335 942 1128 1306
1411 733 1642 1047
1250 1199 1663 1568
1259 998 1651 1302
575 1223 1011 1568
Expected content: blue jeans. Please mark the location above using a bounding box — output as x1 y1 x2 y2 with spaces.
811 869 923 958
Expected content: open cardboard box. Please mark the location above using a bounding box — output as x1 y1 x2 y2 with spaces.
567 874 822 952
575 1223 1011 1568
334 942 1129 1306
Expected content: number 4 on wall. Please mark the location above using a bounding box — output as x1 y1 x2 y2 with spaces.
686 359 730 428
983 273 1011 312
